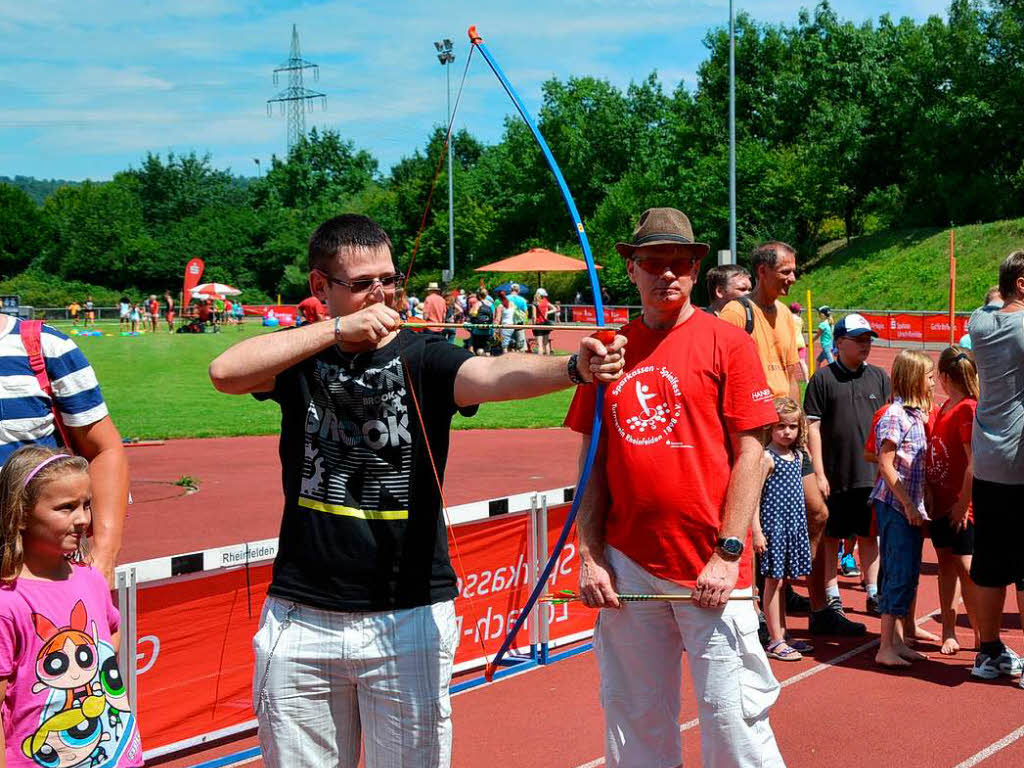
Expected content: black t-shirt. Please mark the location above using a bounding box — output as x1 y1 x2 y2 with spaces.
256 330 477 611
803 361 890 493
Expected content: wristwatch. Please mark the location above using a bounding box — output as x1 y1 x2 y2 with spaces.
567 353 588 385
715 536 744 560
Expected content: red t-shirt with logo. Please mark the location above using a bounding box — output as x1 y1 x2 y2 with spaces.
926 398 976 517
564 310 777 589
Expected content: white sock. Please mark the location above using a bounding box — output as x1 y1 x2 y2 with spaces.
825 584 841 601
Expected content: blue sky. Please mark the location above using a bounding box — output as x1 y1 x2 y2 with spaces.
0 0 951 182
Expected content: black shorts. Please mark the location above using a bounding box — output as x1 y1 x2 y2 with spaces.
970 477 1024 589
470 335 490 353
929 516 974 556
825 487 873 539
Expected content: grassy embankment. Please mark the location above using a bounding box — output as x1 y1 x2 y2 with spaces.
792 217 1024 311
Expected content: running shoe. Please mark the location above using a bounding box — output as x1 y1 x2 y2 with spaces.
809 607 867 636
826 595 846 615
971 647 1024 680
840 553 861 578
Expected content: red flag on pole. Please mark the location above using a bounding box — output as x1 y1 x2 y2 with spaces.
182 258 205 309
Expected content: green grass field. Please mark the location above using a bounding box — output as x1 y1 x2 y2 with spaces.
793 217 1024 311
54 322 574 439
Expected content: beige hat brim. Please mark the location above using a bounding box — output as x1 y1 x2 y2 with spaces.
614 240 710 260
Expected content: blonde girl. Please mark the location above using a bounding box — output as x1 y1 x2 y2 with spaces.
870 350 934 668
753 398 814 661
0 446 143 766
926 347 980 655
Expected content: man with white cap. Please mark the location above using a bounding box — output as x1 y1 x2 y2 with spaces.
422 281 447 328
804 312 889 632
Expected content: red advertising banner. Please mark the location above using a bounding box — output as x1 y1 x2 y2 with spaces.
570 305 630 325
855 312 968 344
181 258 204 304
135 503 594 753
452 503 593 669
135 565 270 752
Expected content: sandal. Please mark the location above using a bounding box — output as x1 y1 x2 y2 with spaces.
766 641 803 661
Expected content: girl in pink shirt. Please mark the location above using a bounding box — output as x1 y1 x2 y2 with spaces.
0 447 142 767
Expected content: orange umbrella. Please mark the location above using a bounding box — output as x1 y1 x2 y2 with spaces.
474 247 601 288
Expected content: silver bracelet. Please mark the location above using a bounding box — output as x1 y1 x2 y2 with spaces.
333 315 343 342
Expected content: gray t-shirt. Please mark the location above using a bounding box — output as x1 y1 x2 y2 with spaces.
970 305 1024 484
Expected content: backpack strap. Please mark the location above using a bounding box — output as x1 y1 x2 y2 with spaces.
737 295 756 335
21 321 73 450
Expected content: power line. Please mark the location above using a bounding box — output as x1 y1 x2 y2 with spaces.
266 24 326 152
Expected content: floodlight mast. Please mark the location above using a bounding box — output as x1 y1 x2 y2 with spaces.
435 37 456 283
267 24 327 151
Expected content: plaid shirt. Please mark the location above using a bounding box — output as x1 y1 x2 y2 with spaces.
870 399 929 518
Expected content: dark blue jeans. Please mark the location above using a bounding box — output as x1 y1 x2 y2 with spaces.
875 501 924 618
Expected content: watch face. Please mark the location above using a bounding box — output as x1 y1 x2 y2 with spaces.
720 538 743 556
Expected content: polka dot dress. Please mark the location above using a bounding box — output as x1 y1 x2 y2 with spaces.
759 448 812 580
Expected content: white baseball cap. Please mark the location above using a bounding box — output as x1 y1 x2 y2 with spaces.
835 313 878 338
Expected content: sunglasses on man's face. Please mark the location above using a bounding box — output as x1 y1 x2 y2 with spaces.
631 255 700 276
320 272 405 293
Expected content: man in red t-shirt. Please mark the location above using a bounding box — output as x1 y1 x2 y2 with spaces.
297 295 327 326
422 281 447 327
567 208 783 768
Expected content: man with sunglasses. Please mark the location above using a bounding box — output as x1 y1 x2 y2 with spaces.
567 208 784 768
209 213 626 768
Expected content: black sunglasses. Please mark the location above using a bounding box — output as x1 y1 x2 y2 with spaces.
321 272 405 293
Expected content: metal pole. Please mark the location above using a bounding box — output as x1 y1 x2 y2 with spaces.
728 0 737 260
446 58 455 282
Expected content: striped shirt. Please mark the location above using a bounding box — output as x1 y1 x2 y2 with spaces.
0 317 108 463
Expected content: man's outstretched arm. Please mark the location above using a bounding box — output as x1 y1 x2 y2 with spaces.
453 335 625 407
209 304 401 395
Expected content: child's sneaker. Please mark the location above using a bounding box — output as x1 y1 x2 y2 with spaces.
839 553 861 577
971 647 1024 680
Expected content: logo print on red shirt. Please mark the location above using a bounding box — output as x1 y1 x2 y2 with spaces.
611 366 682 446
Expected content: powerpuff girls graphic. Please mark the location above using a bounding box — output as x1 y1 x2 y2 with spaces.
21 601 140 767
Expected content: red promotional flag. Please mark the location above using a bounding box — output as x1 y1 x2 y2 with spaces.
182 258 205 306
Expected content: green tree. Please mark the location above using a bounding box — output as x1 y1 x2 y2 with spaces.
0 184 48 276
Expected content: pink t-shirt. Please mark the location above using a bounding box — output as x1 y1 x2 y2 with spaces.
0 564 143 767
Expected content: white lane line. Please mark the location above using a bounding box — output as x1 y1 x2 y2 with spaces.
952 725 1024 768
570 610 939 768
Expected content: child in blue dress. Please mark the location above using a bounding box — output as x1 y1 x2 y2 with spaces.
753 398 814 661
